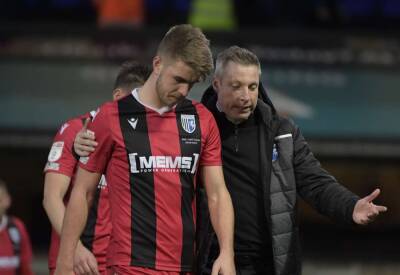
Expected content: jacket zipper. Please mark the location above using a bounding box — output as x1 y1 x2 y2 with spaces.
234 125 239 152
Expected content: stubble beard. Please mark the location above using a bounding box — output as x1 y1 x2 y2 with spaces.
155 74 169 107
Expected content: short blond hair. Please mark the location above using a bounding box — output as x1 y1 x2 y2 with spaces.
215 46 261 77
157 24 213 81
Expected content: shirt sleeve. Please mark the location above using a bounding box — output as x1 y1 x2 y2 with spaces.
79 104 114 174
43 119 81 177
200 114 222 166
14 218 34 275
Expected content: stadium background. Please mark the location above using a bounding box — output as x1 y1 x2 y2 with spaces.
0 0 399 274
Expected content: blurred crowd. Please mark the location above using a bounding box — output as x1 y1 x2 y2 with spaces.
1 0 400 29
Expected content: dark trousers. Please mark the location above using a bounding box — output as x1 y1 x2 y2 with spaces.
235 255 274 275
198 239 274 275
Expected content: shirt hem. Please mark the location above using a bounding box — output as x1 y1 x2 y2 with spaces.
108 261 193 272
200 162 222 166
44 168 74 178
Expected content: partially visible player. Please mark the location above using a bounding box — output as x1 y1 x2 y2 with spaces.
43 61 151 275
0 179 34 275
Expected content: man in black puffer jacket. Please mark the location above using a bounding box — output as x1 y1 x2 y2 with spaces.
197 46 387 275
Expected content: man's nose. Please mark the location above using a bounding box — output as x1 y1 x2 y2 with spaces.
178 84 190 98
240 87 250 101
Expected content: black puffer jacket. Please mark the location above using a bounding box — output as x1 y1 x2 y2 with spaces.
197 84 359 275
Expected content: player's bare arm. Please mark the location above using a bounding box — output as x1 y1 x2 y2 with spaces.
43 168 99 275
55 168 101 275
43 173 71 235
202 165 236 275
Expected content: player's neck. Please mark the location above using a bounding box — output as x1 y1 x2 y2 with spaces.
139 77 166 110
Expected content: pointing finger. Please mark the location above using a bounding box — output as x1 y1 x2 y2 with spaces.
364 188 380 203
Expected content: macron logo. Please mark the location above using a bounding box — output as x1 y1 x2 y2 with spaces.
127 118 138 130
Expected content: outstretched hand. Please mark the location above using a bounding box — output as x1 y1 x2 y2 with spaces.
353 188 387 225
74 117 98 157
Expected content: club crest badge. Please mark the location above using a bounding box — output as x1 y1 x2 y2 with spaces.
272 143 278 161
181 114 196 134
48 141 64 162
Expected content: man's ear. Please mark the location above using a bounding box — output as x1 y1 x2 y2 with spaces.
212 77 219 93
112 88 125 101
152 55 162 76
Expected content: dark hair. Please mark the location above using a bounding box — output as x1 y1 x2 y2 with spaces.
157 24 213 82
114 61 152 91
